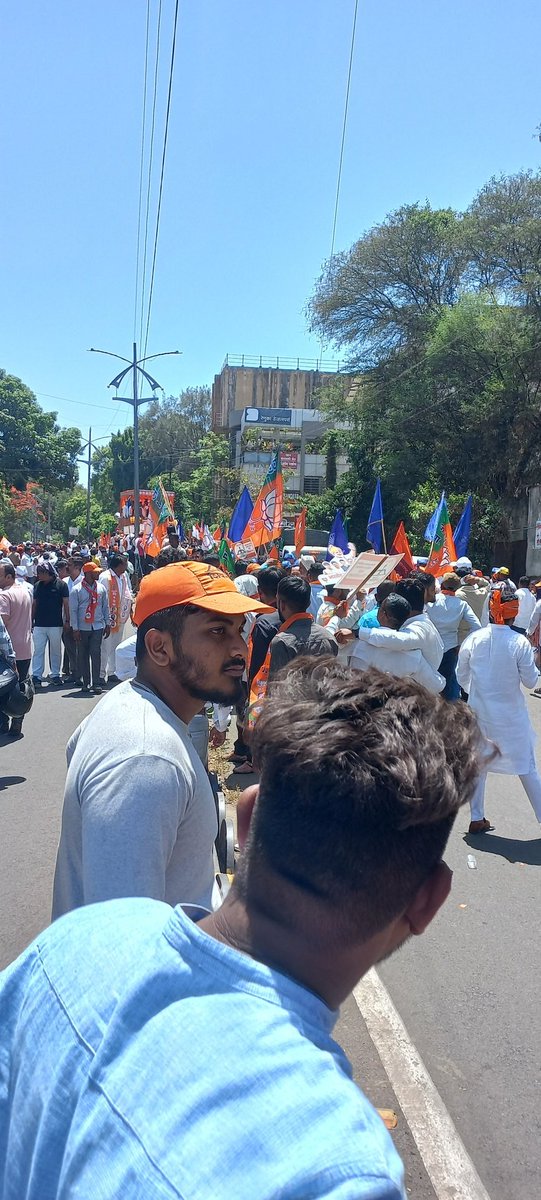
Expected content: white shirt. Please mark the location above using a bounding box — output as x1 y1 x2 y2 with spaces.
527 599 541 637
426 594 480 652
67 572 83 594
516 587 536 630
457 626 539 774
357 612 444 670
349 637 445 694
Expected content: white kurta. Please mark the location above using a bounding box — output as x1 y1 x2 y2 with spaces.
457 626 539 773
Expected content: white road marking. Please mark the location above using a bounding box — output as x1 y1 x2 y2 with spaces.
353 969 491 1200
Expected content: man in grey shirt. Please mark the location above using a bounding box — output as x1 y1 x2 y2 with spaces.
268 575 338 681
52 560 271 919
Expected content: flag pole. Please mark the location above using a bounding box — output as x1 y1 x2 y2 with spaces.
381 519 387 554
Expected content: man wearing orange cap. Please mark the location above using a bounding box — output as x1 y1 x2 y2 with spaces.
52 561 269 920
68 562 111 695
457 582 541 833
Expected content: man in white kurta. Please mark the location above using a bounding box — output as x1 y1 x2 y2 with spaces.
457 596 541 834
99 553 134 683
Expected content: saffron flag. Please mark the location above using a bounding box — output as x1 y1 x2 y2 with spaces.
142 479 175 557
426 496 457 576
242 453 284 547
389 522 414 579
267 543 279 562
294 507 307 556
228 486 254 543
326 509 349 559
366 479 384 553
453 495 473 558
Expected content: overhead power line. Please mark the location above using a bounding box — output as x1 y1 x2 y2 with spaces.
142 0 180 359
133 1 152 344
139 0 163 350
329 0 359 264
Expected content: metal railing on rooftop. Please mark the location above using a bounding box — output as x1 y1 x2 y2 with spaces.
221 353 344 373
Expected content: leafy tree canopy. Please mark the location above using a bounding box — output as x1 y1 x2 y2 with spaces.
0 369 81 491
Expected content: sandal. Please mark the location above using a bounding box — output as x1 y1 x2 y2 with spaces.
227 752 248 763
232 761 255 774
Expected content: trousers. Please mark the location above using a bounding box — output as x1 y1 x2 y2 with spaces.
470 754 541 823
79 629 104 689
32 626 62 680
438 646 460 701
62 626 80 679
100 626 126 680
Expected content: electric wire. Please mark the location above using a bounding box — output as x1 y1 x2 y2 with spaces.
329 0 359 265
133 1 152 344
142 0 180 360
138 0 164 352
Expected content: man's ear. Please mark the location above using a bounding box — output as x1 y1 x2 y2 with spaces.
237 784 259 850
144 628 174 667
404 862 452 937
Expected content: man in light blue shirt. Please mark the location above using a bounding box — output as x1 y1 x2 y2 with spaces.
68 562 110 694
0 662 482 1199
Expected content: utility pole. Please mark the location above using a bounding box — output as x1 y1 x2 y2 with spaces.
89 344 181 541
76 428 93 541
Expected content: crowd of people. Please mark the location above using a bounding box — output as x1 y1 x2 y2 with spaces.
1 529 541 1196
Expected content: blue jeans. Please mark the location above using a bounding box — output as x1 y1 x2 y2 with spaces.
439 646 460 701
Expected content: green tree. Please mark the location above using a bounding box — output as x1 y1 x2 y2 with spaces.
150 433 236 529
52 487 117 541
308 204 465 368
0 369 81 491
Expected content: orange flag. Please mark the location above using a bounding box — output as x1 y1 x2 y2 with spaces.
426 523 457 576
294 507 307 556
242 453 284 548
389 522 414 579
267 544 279 562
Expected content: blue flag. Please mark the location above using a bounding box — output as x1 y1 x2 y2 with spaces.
424 492 446 543
176 519 185 542
326 510 349 559
366 479 384 553
228 485 254 542
453 495 472 558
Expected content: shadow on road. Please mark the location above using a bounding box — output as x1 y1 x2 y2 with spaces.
0 775 26 791
463 832 541 866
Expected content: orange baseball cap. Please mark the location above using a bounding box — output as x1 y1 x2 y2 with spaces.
134 561 272 625
82 562 101 576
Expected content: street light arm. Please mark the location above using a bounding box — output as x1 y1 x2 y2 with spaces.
136 350 182 366
88 348 133 365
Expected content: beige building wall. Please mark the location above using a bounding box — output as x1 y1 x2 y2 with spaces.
212 364 344 430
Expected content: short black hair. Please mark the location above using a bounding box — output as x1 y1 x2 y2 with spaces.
380 593 411 628
0 561 15 579
203 554 221 569
234 560 249 577
307 563 323 581
374 581 395 605
519 576 530 588
135 604 199 662
110 552 127 568
257 566 284 600
410 570 435 592
277 575 311 613
56 558 68 570
248 659 482 941
155 546 181 569
395 579 425 613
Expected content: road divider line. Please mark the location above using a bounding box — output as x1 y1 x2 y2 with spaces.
353 969 491 1200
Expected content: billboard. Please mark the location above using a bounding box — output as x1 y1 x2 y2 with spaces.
244 407 292 426
119 489 175 536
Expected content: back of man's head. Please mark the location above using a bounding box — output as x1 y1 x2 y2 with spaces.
247 660 481 943
257 566 284 604
374 581 394 606
308 563 323 583
379 594 411 629
277 575 311 615
395 578 425 614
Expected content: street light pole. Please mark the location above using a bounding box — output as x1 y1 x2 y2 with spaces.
88 343 181 542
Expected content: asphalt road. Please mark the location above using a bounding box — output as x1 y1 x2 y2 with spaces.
1 681 541 1198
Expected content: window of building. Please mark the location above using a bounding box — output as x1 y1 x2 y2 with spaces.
303 476 324 495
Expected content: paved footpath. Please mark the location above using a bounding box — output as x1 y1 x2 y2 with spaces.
1 681 541 1199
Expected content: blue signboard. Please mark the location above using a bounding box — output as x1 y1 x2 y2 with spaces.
244 406 292 426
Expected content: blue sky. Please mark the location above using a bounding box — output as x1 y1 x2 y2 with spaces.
2 0 540 455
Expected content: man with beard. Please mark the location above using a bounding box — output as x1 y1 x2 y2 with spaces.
52 562 270 919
